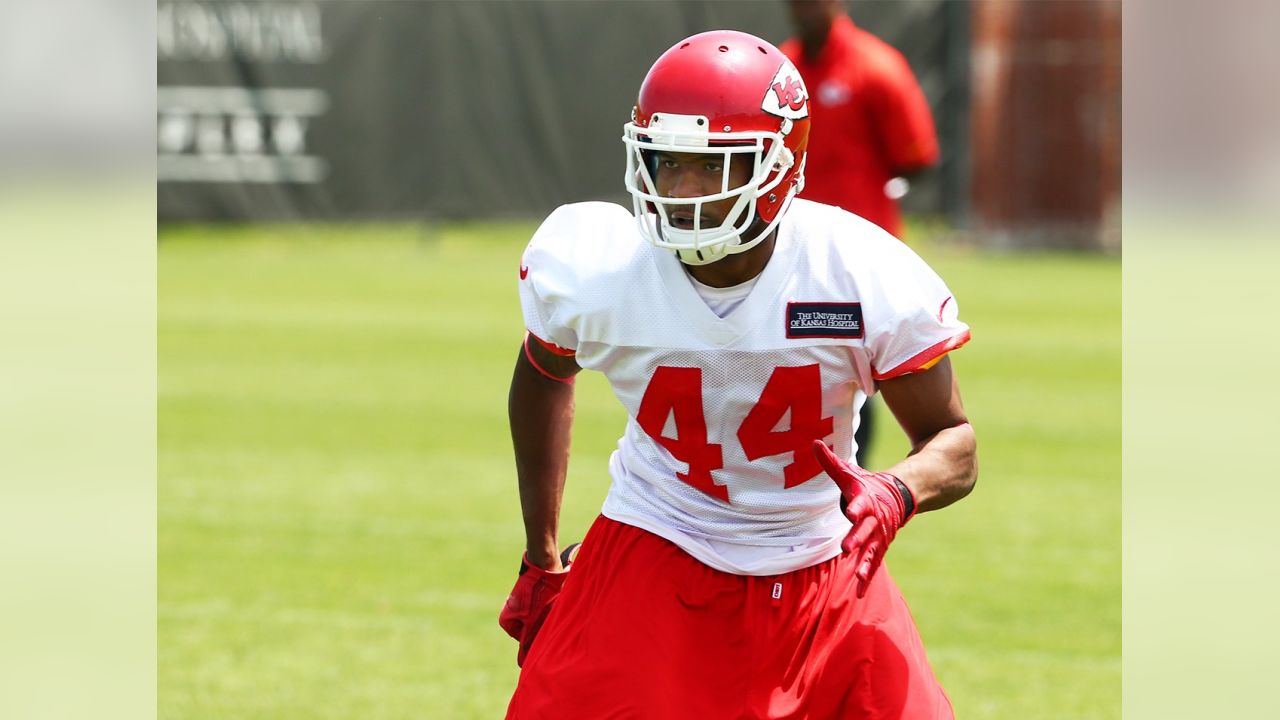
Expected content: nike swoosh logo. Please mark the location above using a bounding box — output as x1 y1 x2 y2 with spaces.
519 264 529 280
937 296 952 322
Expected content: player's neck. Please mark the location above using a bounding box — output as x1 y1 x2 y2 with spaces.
682 232 777 288
802 36 827 64
801 19 836 63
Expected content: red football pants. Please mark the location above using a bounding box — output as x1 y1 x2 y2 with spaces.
507 515 953 719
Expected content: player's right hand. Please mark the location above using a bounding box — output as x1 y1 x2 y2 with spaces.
498 543 579 667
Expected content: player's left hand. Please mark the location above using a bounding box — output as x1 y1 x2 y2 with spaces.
813 440 916 598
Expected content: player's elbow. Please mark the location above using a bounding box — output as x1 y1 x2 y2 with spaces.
956 423 978 500
959 456 978 501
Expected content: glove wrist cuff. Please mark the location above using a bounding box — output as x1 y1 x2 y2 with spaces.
888 475 916 525
519 544 579 578
519 552 569 578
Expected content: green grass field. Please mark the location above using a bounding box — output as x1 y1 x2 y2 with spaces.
159 221 1119 719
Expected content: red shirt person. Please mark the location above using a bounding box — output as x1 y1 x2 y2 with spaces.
781 1 939 239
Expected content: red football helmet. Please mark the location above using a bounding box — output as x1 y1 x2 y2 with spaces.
623 30 810 265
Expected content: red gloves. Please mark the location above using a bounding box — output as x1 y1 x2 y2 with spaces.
812 440 916 598
498 544 578 667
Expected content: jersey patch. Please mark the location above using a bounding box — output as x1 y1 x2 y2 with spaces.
786 302 864 339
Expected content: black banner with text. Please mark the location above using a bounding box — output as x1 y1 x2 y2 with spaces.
158 0 959 222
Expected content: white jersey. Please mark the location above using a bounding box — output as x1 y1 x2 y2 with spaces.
518 199 970 576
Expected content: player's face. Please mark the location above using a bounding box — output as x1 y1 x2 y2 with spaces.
788 0 839 40
652 151 754 231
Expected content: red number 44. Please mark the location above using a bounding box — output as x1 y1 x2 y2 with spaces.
636 364 834 502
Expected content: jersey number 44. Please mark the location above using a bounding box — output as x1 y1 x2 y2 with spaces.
637 364 834 503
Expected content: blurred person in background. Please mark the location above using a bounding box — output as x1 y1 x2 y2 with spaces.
500 29 974 718
782 0 941 465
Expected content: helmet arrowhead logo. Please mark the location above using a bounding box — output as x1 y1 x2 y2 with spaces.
773 77 805 111
763 60 809 120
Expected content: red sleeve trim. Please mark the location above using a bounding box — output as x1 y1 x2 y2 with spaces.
872 329 971 381
528 332 576 357
523 333 575 384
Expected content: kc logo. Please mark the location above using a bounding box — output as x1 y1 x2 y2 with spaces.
772 77 806 112
762 60 809 120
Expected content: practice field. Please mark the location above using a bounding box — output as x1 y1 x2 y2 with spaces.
159 222 1119 719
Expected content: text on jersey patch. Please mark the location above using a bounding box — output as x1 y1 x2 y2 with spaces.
786 302 864 339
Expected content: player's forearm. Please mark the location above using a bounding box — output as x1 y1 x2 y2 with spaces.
885 421 977 515
509 351 576 571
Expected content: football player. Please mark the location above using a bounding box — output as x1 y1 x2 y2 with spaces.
501 30 976 718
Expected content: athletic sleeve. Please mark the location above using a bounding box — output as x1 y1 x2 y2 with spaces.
517 206 582 353
861 242 970 381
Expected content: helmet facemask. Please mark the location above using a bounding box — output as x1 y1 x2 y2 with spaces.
623 112 796 266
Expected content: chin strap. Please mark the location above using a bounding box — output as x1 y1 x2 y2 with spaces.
675 243 733 266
